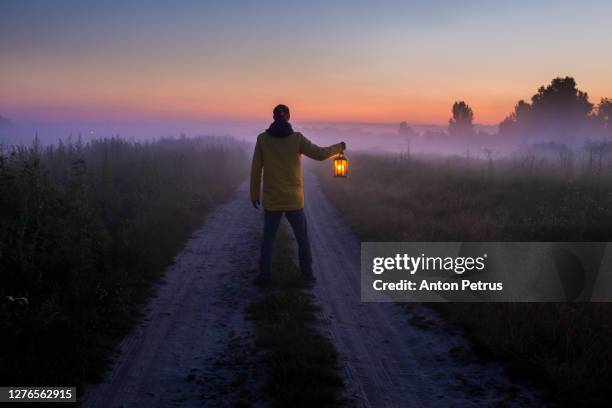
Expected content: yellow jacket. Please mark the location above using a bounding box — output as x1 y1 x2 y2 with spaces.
250 132 343 211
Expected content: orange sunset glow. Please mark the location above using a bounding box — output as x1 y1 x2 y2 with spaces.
1 1 611 126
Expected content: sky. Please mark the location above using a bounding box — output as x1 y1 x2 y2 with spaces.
1 0 611 126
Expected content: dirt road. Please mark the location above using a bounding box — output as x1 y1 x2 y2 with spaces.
83 175 543 407
82 182 266 407
304 172 542 407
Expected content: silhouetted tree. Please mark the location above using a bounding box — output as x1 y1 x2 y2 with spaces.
499 77 594 141
398 121 416 138
596 98 612 136
449 101 474 137
499 100 531 136
398 121 417 157
531 77 592 128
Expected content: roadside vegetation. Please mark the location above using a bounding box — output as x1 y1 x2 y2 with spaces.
0 136 247 390
315 152 612 405
246 228 344 407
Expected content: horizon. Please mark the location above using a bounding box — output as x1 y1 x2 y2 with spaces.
4 3 612 406
0 117 498 148
2 1 612 127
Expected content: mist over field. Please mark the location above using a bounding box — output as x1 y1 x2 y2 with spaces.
0 118 494 151
3 78 610 166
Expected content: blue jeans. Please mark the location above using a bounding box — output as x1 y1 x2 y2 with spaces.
259 209 313 278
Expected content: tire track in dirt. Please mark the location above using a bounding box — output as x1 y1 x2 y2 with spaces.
304 171 544 407
82 182 265 408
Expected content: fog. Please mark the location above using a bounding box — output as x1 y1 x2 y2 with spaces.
1 77 609 161
0 120 260 146
2 117 610 164
0 118 499 154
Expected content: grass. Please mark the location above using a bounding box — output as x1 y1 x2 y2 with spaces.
246 227 344 408
314 152 612 405
0 136 248 391
313 152 612 242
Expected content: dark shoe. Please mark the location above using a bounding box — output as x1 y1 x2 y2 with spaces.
254 274 271 287
301 274 317 285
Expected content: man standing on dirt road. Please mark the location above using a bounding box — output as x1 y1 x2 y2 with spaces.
250 104 346 286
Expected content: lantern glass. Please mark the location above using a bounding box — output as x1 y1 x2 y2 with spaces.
334 153 348 177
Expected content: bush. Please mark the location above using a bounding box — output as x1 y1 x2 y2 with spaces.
0 136 248 388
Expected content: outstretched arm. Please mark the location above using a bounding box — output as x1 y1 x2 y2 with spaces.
299 133 345 161
250 138 263 207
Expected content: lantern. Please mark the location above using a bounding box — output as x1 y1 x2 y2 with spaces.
333 152 348 177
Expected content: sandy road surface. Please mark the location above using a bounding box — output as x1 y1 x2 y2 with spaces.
82 182 265 408
304 172 543 407
83 175 543 407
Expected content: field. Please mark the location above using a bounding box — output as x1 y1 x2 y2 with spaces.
314 151 612 404
0 136 248 389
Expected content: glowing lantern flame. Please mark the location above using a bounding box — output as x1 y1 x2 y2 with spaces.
333 152 348 177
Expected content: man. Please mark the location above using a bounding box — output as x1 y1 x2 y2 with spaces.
250 104 345 286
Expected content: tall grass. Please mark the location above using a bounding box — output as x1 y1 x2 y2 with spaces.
0 136 248 389
314 152 612 242
314 152 612 404
246 228 344 407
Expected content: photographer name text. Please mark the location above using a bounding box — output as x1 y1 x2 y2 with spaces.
371 253 502 292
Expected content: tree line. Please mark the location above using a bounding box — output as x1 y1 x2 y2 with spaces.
400 76 612 143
